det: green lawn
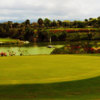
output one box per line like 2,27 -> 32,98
48,27 -> 99,30
0,55 -> 100,100
0,38 -> 18,42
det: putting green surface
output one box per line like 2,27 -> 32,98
0,55 -> 100,100
0,55 -> 100,84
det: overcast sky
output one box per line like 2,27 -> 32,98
0,0 -> 100,22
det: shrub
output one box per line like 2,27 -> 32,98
0,52 -> 7,56
51,41 -> 100,54
51,47 -> 66,54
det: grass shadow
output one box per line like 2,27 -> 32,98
0,76 -> 100,100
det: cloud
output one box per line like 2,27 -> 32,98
0,0 -> 99,22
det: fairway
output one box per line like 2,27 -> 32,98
0,55 -> 100,100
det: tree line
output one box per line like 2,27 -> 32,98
0,16 -> 100,42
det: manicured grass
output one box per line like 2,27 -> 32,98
0,55 -> 100,100
0,38 -> 18,42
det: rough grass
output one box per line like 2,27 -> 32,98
0,55 -> 100,100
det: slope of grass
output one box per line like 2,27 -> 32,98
0,55 -> 100,100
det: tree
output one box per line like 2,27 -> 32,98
62,21 -> 70,28
7,21 -> 13,28
88,18 -> 97,27
25,19 -> 30,26
58,31 -> 67,41
0,27 -> 6,37
97,17 -> 100,27
9,28 -> 18,38
89,18 -> 93,21
44,18 -> 51,28
85,19 -> 88,22
37,18 -> 44,27
18,28 -> 26,40
24,27 -> 34,41
51,20 -> 57,27
57,20 -> 62,27
72,21 -> 85,28
13,23 -> 20,28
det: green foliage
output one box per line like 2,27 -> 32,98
0,17 -> 100,42
24,19 -> 31,26
37,18 -> 44,27
44,18 -> 51,27
51,20 -> 57,27
51,41 -> 100,54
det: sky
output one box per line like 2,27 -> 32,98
0,0 -> 100,22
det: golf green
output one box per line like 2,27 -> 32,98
0,55 -> 100,100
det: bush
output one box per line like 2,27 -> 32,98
51,47 -> 66,54
0,52 -> 7,56
51,42 -> 100,54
